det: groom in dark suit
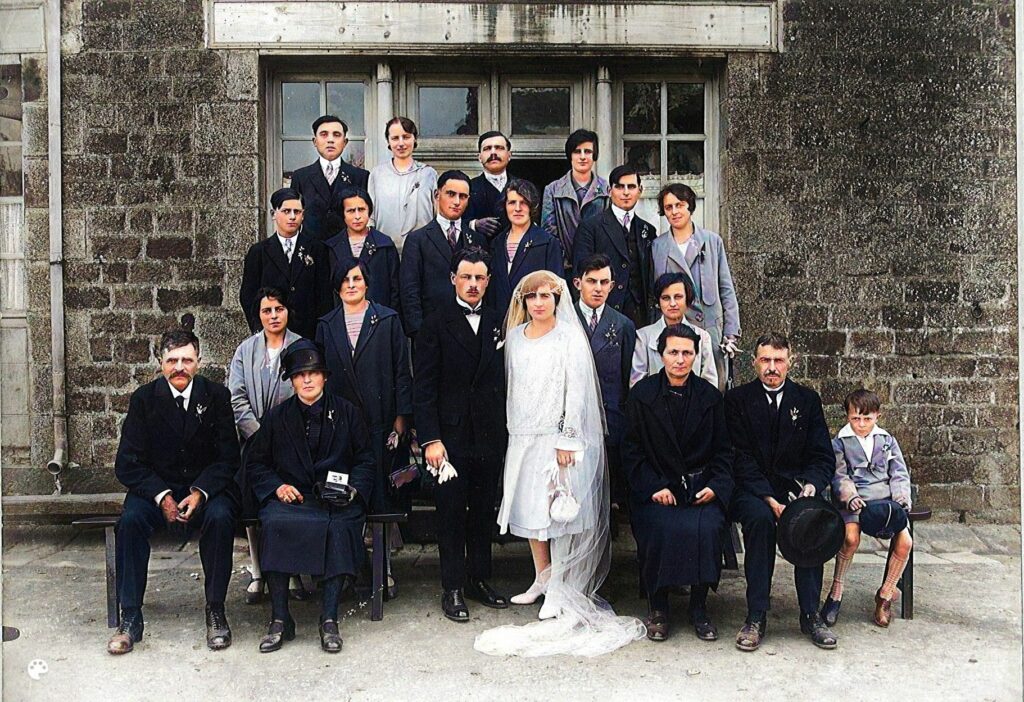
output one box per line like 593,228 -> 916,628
413,246 -> 509,621
573,253 -> 637,513
725,332 -> 837,651
572,165 -> 656,329
289,115 -> 370,241
109,323 -> 240,655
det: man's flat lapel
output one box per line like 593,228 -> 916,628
590,308 -> 615,354
747,384 -> 775,469
472,308 -> 499,386
446,307 -> 479,357
266,236 -> 291,277
181,376 -> 207,445
427,221 -> 454,261
601,210 -> 629,261
772,383 -> 799,468
308,165 -> 333,206
153,378 -> 184,437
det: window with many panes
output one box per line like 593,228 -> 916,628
619,79 -> 710,226
277,77 -> 370,184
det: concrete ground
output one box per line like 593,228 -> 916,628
1,524 -> 1022,702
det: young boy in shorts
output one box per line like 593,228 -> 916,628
821,389 -> 912,628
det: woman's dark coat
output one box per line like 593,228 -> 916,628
487,224 -> 564,318
324,228 -> 401,313
315,302 -> 412,511
622,371 -> 734,593
246,393 -> 375,578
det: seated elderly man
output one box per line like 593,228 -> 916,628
246,339 -> 375,654
109,320 -> 240,655
622,324 -> 733,642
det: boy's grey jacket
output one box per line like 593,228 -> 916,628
831,424 -> 912,508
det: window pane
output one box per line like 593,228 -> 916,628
623,141 -> 660,175
343,140 -> 365,169
418,86 -> 479,137
0,144 -> 20,198
0,65 -> 23,143
283,140 -> 317,182
282,82 -> 321,137
623,82 -> 660,135
668,141 -> 705,179
326,82 -> 365,135
511,87 -> 570,136
668,83 -> 704,134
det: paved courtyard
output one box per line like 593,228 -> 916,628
1,524 -> 1021,701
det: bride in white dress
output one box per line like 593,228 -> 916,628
473,270 -> 645,658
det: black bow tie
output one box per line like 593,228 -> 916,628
462,306 -> 482,316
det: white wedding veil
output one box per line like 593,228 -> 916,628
474,272 -> 646,657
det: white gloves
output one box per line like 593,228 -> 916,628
427,458 -> 459,484
720,336 -> 740,358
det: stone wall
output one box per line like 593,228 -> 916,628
9,0 -> 1019,522
722,0 -> 1019,522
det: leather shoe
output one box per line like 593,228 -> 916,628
205,606 -> 232,650
465,579 -> 509,609
107,610 -> 144,655
690,609 -> 718,641
874,589 -> 894,628
800,612 -> 838,649
644,610 -> 670,641
441,589 -> 470,622
735,615 -> 766,652
319,619 -> 343,653
244,577 -> 264,605
259,617 -> 296,653
820,595 -> 842,627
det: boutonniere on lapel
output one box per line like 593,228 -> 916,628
493,326 -> 504,349
338,171 -> 351,185
297,245 -> 314,267
604,324 -> 619,347
369,313 -> 379,326
640,225 -> 651,240
790,407 -> 800,425
194,403 -> 207,423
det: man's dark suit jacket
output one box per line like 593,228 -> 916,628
290,159 -> 370,241
412,301 -> 507,459
115,375 -> 240,503
239,231 -> 332,340
398,219 -> 487,338
725,378 -> 834,499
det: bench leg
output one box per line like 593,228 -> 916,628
370,522 -> 385,621
383,524 -> 393,603
901,521 -> 915,620
104,526 -> 119,628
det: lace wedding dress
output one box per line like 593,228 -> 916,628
473,275 -> 645,658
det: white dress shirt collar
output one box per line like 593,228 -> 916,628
455,296 -> 482,333
485,171 -> 508,191
319,155 -> 343,173
578,299 -> 606,324
610,204 -> 634,226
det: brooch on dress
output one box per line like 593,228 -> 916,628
327,409 -> 335,424
297,245 -> 314,267
522,239 -> 534,250
790,407 -> 800,424
369,313 -> 379,326
363,240 -> 377,258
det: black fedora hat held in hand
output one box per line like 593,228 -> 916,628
776,497 -> 845,568
280,339 -> 331,380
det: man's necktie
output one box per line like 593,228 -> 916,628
766,388 -> 782,422
589,310 -> 600,334
447,222 -> 458,249
622,212 -> 631,231
325,162 -> 336,186
175,395 -> 186,414
283,237 -> 293,262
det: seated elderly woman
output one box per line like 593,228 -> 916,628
246,339 -> 375,654
622,324 -> 734,642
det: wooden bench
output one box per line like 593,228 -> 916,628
72,511 -> 408,628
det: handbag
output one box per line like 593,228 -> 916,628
670,470 -> 705,506
313,471 -> 360,508
549,464 -> 580,523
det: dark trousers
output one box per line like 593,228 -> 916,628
116,489 -> 238,610
433,455 -> 501,591
728,490 -> 823,618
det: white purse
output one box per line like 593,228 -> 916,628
548,463 -> 580,523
